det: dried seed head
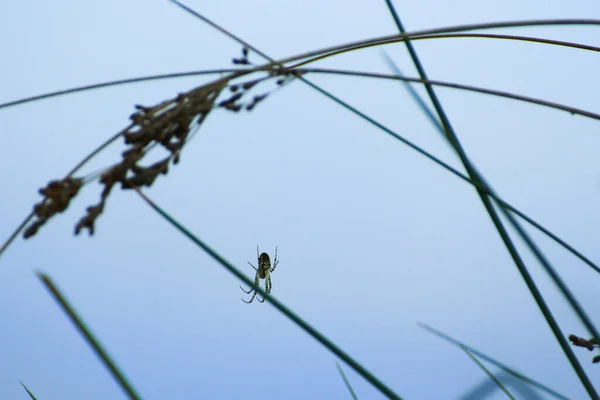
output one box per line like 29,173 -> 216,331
569,334 -> 597,351
232,58 -> 249,65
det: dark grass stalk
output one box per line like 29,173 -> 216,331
300,68 -> 600,121
460,346 -> 516,400
19,381 -> 38,400
270,19 -> 600,68
336,362 -> 359,400
380,32 -> 600,53
383,2 -> 599,398
36,272 -> 142,400
383,0 -> 600,351
380,51 -> 441,129
420,323 -> 570,400
292,32 -> 600,69
0,70 -> 236,111
131,186 -> 403,400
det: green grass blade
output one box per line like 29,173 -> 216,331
336,362 -> 359,400
460,346 -> 516,400
420,323 -> 570,400
36,272 -> 142,400
19,381 -> 38,400
379,51 -> 441,130
0,69 -> 234,111
383,2 -> 599,397
132,187 -> 402,400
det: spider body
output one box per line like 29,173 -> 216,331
240,246 -> 279,303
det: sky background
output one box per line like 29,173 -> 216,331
1,0 -> 600,399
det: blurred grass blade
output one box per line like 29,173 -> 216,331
460,346 -> 515,400
19,381 -> 38,400
379,51 -> 441,131
36,272 -> 142,400
420,323 -> 570,400
383,2 -> 599,398
132,187 -> 402,400
336,362 -> 359,400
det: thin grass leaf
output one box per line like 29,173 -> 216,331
131,186 -> 402,400
383,2 -> 599,397
0,70 -> 235,111
284,19 -> 600,69
19,381 -> 38,400
460,346 -> 515,400
36,272 -> 141,400
336,362 -> 359,400
300,68 -> 600,122
379,51 -> 441,130
420,323 -> 570,400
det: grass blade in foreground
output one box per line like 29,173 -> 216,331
337,362 -> 359,400
382,2 -> 599,397
420,323 -> 570,400
36,272 -> 142,400
460,346 -> 515,400
132,186 -> 402,400
19,381 -> 38,400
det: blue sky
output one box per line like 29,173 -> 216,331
1,0 -> 599,399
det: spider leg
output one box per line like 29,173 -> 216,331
257,292 -> 266,303
241,289 -> 258,303
256,245 -> 259,261
266,274 -> 272,293
270,247 -> 279,273
240,272 -> 260,295
247,261 -> 258,272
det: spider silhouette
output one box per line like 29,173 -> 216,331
240,246 -> 279,303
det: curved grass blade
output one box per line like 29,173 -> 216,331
131,186 -> 402,400
299,68 -> 600,121
0,69 -> 235,111
383,2 -> 599,397
420,323 -> 570,400
379,51 -> 441,130
19,381 -> 38,400
36,272 -> 141,400
460,346 -> 515,400
336,362 -> 359,400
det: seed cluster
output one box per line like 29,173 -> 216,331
569,334 -> 600,363
22,47 -> 304,239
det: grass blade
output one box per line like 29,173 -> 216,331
460,346 -> 515,400
383,2 -> 599,397
36,272 -> 141,400
420,323 -> 570,400
19,381 -> 38,400
336,362 -> 359,400
132,186 -> 402,400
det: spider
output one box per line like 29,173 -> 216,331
240,246 -> 279,303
